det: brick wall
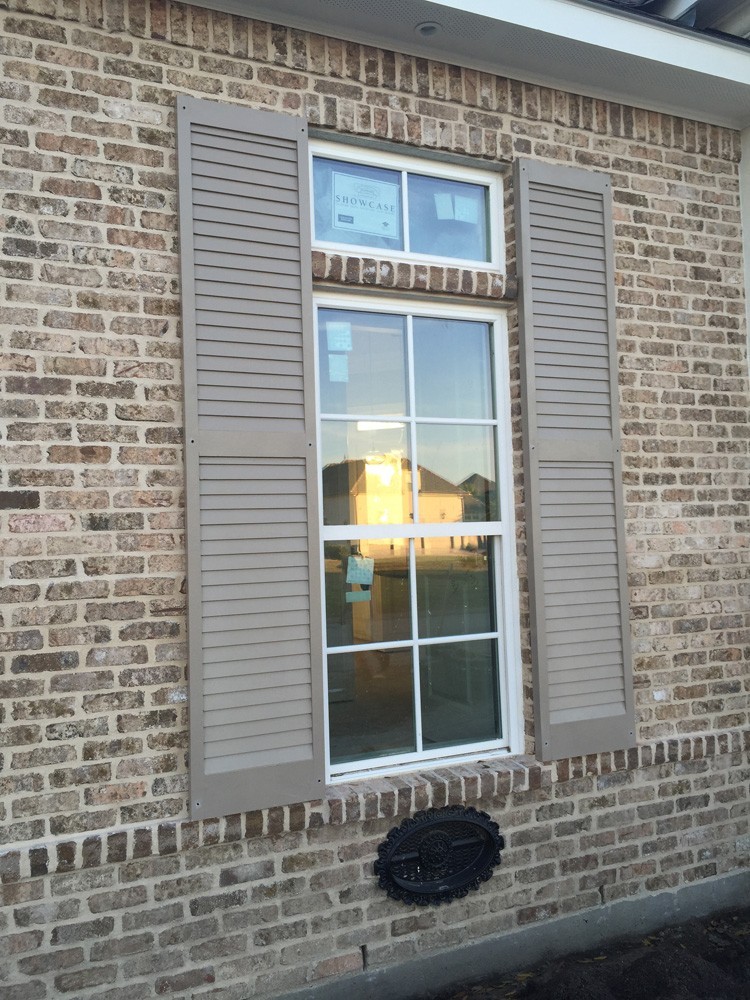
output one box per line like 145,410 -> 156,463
1,738 -> 748,998
1,0 -> 748,996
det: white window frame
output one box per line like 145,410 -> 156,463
310,140 -> 505,271
314,292 -> 523,782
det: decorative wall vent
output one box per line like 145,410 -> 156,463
374,806 -> 504,906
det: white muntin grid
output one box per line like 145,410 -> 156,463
313,292 -> 522,781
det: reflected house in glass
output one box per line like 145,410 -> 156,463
322,458 -> 487,532
459,474 -> 497,522
322,457 -> 498,759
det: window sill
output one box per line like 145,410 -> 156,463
2,730 -> 746,879
318,754 -> 547,828
312,249 -> 515,301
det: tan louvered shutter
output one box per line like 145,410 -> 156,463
177,97 -> 324,818
514,159 -> 635,761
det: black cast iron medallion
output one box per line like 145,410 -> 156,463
374,805 -> 504,906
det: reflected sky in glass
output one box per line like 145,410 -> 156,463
408,174 -> 489,262
413,317 -> 493,419
318,309 -> 407,417
416,424 -> 497,522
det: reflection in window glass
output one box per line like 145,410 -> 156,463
408,174 -> 489,262
413,318 -> 493,419
321,421 -> 411,526
316,296 -> 509,772
313,158 -> 403,251
416,425 -> 497,522
318,309 -> 407,417
415,537 -> 494,639
420,639 -> 500,749
324,539 -> 410,647
328,648 -> 415,764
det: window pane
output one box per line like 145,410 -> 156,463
324,539 -> 410,647
313,157 -> 403,251
322,421 -> 412,526
420,639 -> 501,749
328,648 -> 415,764
318,309 -> 407,417
408,174 -> 489,262
413,317 -> 493,419
416,425 -> 497,522
415,536 -> 494,639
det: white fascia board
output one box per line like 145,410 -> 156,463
434,0 -> 750,84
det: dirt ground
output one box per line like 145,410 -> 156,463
436,906 -> 750,1000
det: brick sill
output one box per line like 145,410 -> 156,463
0,730 -> 746,882
312,249 -> 514,299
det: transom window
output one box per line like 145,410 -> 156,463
311,142 -> 503,266
315,298 -> 517,778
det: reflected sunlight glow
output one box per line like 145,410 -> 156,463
356,421 -> 406,432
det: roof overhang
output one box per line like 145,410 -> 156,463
191,0 -> 750,129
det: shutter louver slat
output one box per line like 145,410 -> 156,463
531,226 -> 606,248
205,670 -> 311,696
203,645 -> 310,672
196,262 -> 302,285
515,158 -> 635,762
194,225 -> 301,250
179,97 -> 324,818
192,131 -> 294,151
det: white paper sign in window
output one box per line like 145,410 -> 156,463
332,171 -> 401,240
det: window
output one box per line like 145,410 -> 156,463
311,145 -> 516,779
178,99 -> 633,819
311,142 -> 503,267
315,298 -> 518,778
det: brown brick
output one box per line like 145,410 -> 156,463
0,984 -> 47,1000
55,965 -> 117,992
18,947 -> 85,975
89,886 -> 148,912
313,951 -> 363,979
48,445 -> 111,464
219,861 -> 275,886
50,764 -> 112,788
9,512 -> 73,532
90,932 -> 154,960
12,651 -> 79,673
155,968 -> 216,994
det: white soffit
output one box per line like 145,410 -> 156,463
194,0 -> 750,128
